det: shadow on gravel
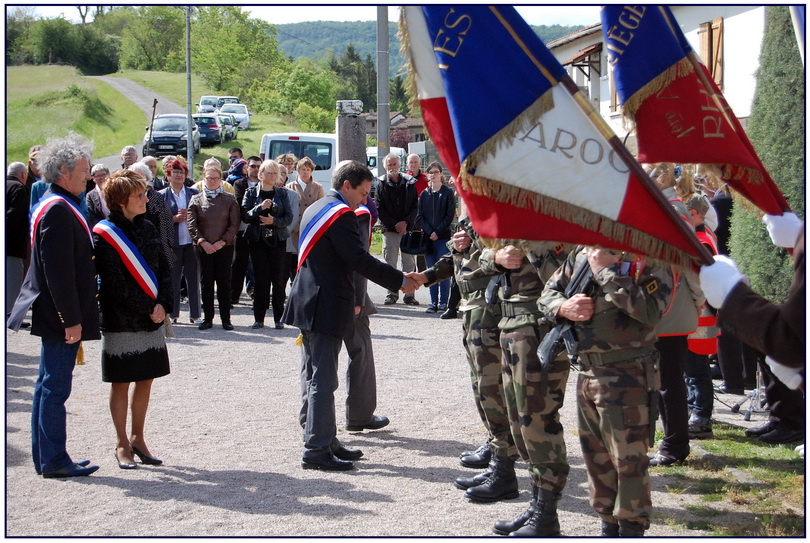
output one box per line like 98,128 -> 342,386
76,467 -> 393,516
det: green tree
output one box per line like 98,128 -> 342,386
30,17 -> 80,65
74,24 -> 119,75
191,6 -> 282,93
390,75 -> 409,115
728,6 -> 804,303
119,6 -> 185,71
269,58 -> 337,119
328,44 -> 376,111
6,6 -> 39,65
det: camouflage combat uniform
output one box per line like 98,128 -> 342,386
538,247 -> 673,531
479,241 -> 570,493
424,222 -> 515,460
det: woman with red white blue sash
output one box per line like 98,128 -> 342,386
93,170 -> 173,470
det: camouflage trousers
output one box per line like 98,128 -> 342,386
577,354 -> 655,528
500,324 -> 569,493
462,309 -> 516,459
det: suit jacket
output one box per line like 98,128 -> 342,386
718,227 -> 805,368
282,191 -> 403,337
159,185 -> 199,247
8,184 -> 101,340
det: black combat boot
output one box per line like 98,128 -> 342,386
508,489 -> 560,537
465,455 -> 519,503
460,440 -> 492,468
454,466 -> 493,490
492,485 -> 538,535
601,520 -> 620,537
618,519 -> 646,537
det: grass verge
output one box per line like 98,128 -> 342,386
6,65 -> 145,163
651,422 -> 804,536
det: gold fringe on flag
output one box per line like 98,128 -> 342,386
621,57 -> 694,122
459,171 -> 700,271
294,333 -> 303,347
75,342 -> 84,365
466,91 -> 555,168
398,9 -> 427,139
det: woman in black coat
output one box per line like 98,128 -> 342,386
242,159 -> 294,329
94,170 -> 173,470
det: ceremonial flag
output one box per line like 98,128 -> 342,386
790,6 -> 805,66
400,5 -> 710,268
602,5 -> 789,215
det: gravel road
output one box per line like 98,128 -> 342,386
5,275 -> 768,537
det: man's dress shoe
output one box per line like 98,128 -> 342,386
36,459 -> 90,476
745,420 -> 779,437
301,453 -> 354,471
346,415 -> 389,432
332,444 -> 364,461
759,426 -> 805,444
42,462 -> 99,478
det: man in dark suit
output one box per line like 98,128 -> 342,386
230,155 -> 261,305
159,160 -> 201,324
8,132 -> 101,478
283,160 -> 419,471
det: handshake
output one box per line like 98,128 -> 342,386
401,271 -> 429,294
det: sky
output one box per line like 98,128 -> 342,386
25,4 -> 602,27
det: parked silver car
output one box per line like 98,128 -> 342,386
219,103 -> 251,130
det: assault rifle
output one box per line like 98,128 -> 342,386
537,257 -> 598,392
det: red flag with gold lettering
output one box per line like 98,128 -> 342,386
602,5 -> 789,214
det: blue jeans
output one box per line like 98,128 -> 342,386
32,338 -> 79,474
425,237 -> 450,306
685,351 -> 713,421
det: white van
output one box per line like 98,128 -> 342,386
260,133 -> 336,190
366,146 -> 407,177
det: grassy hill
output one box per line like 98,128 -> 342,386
274,20 -> 582,76
6,66 -> 296,176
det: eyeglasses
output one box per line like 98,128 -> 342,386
427,170 -> 441,174
171,169 -> 185,174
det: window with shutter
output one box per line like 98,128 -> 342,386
699,17 -> 724,90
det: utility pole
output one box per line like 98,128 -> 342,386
376,7 -> 390,174
185,6 -> 194,175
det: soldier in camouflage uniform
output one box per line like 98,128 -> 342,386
538,246 -> 673,537
419,219 -> 519,504
477,240 -> 570,537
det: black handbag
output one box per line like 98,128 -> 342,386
400,230 -> 429,255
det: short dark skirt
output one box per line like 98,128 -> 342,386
101,328 -> 170,383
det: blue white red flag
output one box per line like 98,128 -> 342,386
297,197 -> 352,271
400,5 -> 708,268
601,5 -> 789,215
93,220 -> 158,299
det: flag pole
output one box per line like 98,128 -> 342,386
558,74 -> 715,266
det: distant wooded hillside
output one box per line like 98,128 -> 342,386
274,20 -> 583,75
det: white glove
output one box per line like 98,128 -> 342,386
698,255 -> 748,308
762,212 -> 802,248
765,356 -> 804,390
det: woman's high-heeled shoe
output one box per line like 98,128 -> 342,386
130,443 -> 163,465
116,449 -> 137,470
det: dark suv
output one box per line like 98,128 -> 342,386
193,114 -> 226,145
142,114 -> 201,157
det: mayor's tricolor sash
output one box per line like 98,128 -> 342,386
30,194 -> 93,248
93,220 -> 158,300
355,204 -> 373,246
297,198 -> 353,271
